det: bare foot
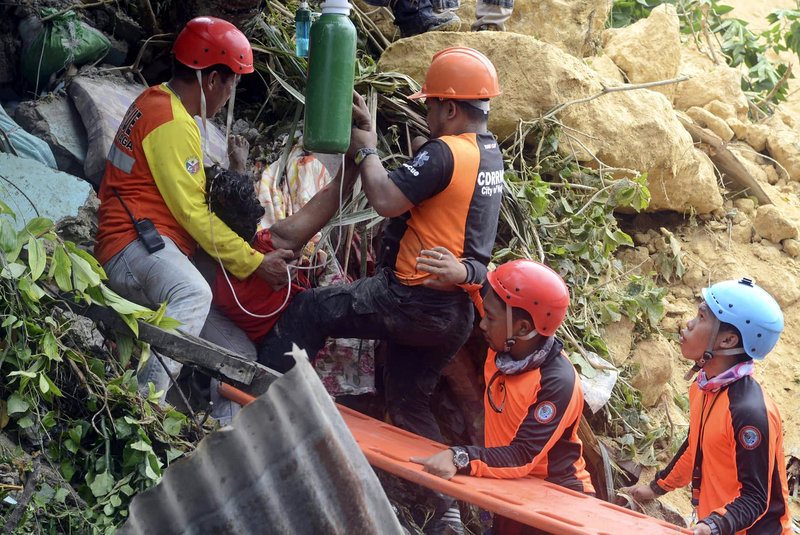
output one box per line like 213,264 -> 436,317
228,134 -> 250,172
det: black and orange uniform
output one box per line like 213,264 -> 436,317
650,376 -> 791,535
459,343 -> 595,492
258,131 -> 504,442
381,133 -> 503,287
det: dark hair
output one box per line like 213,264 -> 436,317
172,59 -> 236,83
489,288 -> 534,325
206,166 -> 262,241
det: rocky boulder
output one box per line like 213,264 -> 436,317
356,0 -> 610,57
602,4 -> 681,102
766,128 -> 800,180
674,45 -> 749,121
379,32 -> 723,214
629,337 -> 675,407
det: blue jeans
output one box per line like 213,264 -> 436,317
103,236 -> 212,403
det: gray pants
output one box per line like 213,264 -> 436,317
473,0 -> 514,31
199,306 -> 257,425
103,236 -> 212,403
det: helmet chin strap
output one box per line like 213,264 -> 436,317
197,70 -> 209,160
503,304 -> 538,353
684,316 -> 747,381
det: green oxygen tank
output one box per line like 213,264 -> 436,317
303,0 -> 357,153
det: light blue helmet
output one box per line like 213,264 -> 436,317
701,278 -> 783,360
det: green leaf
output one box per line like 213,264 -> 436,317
68,250 -> 101,287
1,263 -> 26,279
52,245 -> 73,292
163,416 -> 183,436
41,374 -> 62,397
24,217 -> 53,237
6,392 -> 30,415
128,439 -> 153,453
0,199 -> 13,216
42,331 -> 61,361
0,218 -> 17,253
42,411 -> 57,429
17,277 -> 45,303
54,487 -> 70,503
69,425 -> 83,445
89,471 -> 115,497
116,335 -> 133,368
99,284 -> 152,336
166,448 -> 184,463
39,372 -> 50,394
27,236 -> 46,280
66,242 -> 106,279
17,415 -> 34,428
569,351 -> 597,379
61,461 -> 76,481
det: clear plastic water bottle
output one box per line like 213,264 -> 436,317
295,2 -> 311,58
303,0 -> 356,153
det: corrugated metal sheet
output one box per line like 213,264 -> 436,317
0,153 -> 91,230
118,350 -> 404,535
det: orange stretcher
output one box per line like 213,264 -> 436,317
218,383 -> 691,534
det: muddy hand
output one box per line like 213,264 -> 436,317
227,134 -> 250,173
417,247 -> 466,290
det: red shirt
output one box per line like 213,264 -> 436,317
211,230 -> 308,343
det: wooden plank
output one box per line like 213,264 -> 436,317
678,116 -> 772,205
68,302 -> 278,393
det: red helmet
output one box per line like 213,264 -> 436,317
172,16 -> 254,74
487,260 -> 569,336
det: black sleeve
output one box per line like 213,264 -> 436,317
460,259 -> 487,286
387,139 -> 454,205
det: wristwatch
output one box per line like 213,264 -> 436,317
450,446 -> 470,470
354,147 -> 378,165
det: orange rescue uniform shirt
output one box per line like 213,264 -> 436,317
461,345 -> 595,494
651,377 -> 791,535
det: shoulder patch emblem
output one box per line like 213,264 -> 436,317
411,150 -> 429,168
534,401 -> 556,424
185,157 -> 200,174
739,426 -> 762,450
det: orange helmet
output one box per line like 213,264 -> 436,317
172,16 -> 254,74
409,47 -> 502,100
487,260 -> 569,337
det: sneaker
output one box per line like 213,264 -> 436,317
473,23 -> 500,31
401,12 -> 462,37
426,12 -> 461,33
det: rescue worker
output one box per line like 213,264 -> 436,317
257,47 -> 505,533
94,17 -> 291,403
622,278 -> 792,535
411,259 -> 595,535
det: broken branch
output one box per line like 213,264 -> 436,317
543,76 -> 690,121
